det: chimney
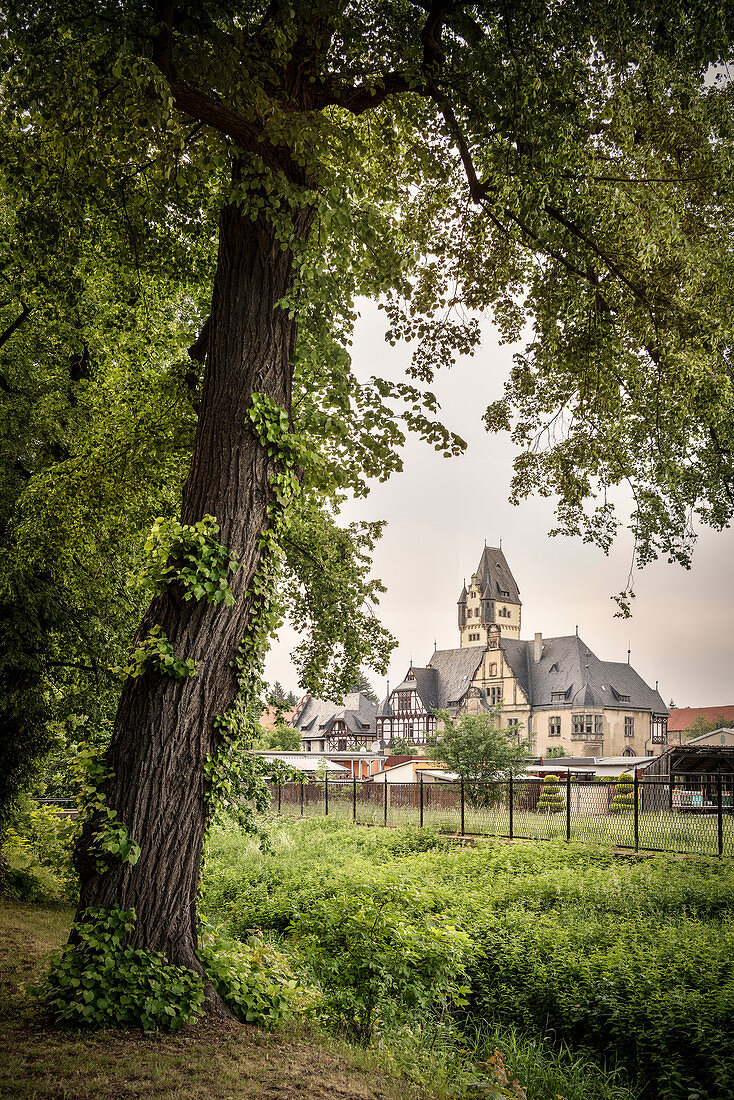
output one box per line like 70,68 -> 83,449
534,632 -> 542,663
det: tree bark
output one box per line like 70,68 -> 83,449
73,196 -> 314,982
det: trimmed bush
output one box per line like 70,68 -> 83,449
536,775 -> 565,814
609,773 -> 634,815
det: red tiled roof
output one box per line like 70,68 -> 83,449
667,706 -> 734,732
259,705 -> 296,729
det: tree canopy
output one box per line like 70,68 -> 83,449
1,0 -> 734,1017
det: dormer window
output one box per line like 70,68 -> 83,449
550,691 -> 567,702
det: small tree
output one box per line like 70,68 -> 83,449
429,709 -> 528,808
390,735 -> 419,756
252,724 -> 302,752
685,714 -> 731,740
545,747 -> 568,759
349,672 -> 379,705
609,773 -> 635,815
536,774 -> 565,814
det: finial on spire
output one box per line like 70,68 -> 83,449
434,638 -> 437,651
575,624 -> 578,636
627,642 -> 631,664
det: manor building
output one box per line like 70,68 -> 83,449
375,545 -> 669,758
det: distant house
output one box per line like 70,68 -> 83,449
367,759 -> 457,784
376,544 -> 668,759
293,692 -> 377,752
667,706 -> 734,742
259,704 -> 296,729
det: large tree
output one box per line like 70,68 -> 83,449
2,0 -> 734,1004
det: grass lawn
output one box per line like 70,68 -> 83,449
0,899 -> 423,1100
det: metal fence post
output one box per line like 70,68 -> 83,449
508,773 -> 514,839
383,774 -> 388,827
277,781 -> 282,815
300,779 -> 304,818
566,770 -> 571,843
325,771 -> 329,816
634,771 -> 639,852
419,772 -> 424,829
460,776 -> 465,837
669,771 -> 674,812
352,775 -> 357,822
717,772 -> 724,858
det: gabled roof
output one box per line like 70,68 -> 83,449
380,666 -> 439,714
293,692 -> 377,736
473,546 -> 521,603
427,646 -> 485,707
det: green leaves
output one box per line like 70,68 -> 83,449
41,906 -> 205,1031
126,626 -> 197,681
133,514 -> 239,607
197,922 -> 316,1028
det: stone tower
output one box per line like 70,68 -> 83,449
458,545 -> 522,647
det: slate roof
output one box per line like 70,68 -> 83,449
473,546 -> 521,604
294,692 -> 377,736
393,635 -> 668,716
502,634 -> 667,714
379,633 -> 666,721
427,646 -> 486,707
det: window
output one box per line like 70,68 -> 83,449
619,694 -> 630,703
625,716 -> 635,738
651,714 -> 668,744
396,692 -> 412,712
489,663 -> 497,676
338,739 -> 346,751
507,718 -> 520,728
573,714 -> 603,738
550,691 -> 567,702
548,716 -> 561,737
488,685 -> 502,706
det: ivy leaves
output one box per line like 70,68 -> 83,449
134,515 -> 239,607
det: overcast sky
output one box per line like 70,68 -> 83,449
265,301 -> 734,709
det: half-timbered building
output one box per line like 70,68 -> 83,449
293,691 -> 377,752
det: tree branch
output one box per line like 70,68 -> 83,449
0,301 -> 31,351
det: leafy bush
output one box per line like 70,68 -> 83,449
198,922 -> 316,1027
290,883 -> 470,1042
42,907 -> 204,1031
2,798 -> 77,902
201,818 -> 734,1097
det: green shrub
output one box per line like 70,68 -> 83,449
609,774 -> 635,815
41,907 -> 204,1031
2,798 -> 77,902
536,775 -> 565,814
198,923 -> 316,1027
291,883 -> 470,1043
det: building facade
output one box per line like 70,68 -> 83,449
376,545 -> 669,758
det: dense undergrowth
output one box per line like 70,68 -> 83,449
201,817 -> 734,1100
4,805 -> 733,1099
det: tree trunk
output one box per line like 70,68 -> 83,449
73,196 -> 313,979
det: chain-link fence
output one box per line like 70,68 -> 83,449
266,772 -> 734,857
